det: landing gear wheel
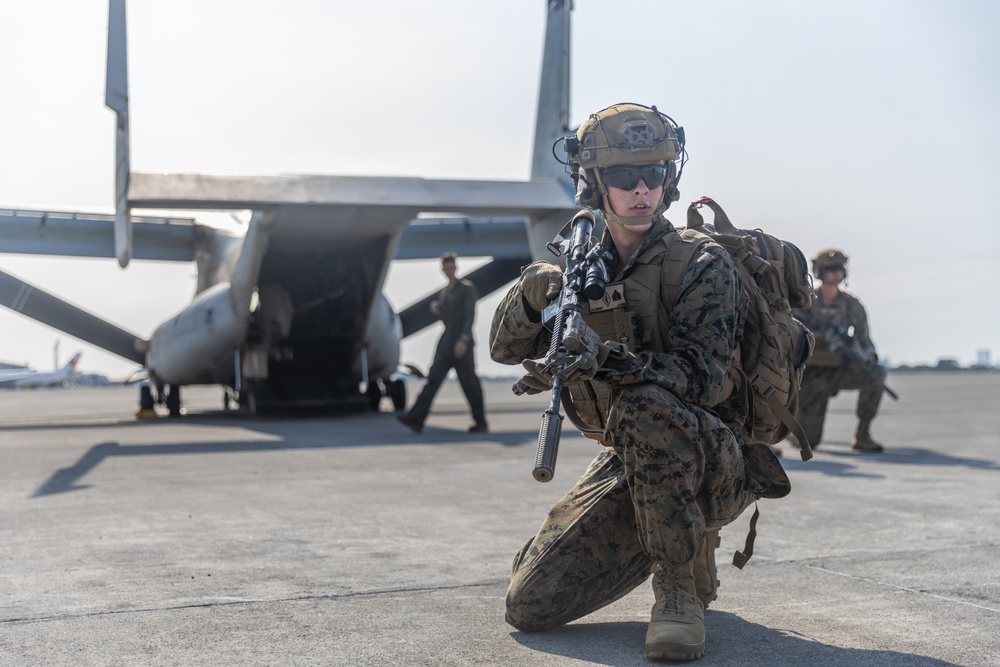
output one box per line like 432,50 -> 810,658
239,388 -> 258,415
366,380 -> 383,412
166,385 -> 182,417
389,379 -> 406,411
135,383 -> 157,418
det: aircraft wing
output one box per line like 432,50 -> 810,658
0,370 -> 32,387
0,209 -> 196,262
128,173 -> 574,242
0,207 -> 535,262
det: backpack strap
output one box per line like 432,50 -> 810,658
688,196 -> 737,235
658,227 -> 712,309
658,225 -> 743,414
732,502 -> 759,569
762,391 -> 813,461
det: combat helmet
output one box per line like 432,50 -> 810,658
812,248 -> 849,278
565,103 -> 686,218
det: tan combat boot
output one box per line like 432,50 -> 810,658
693,528 -> 721,609
851,419 -> 884,452
645,561 -> 705,661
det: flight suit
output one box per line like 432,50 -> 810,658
406,278 -> 486,427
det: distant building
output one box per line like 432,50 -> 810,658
976,349 -> 991,368
936,358 -> 961,370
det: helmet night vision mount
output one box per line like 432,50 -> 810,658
561,103 -> 687,213
812,248 -> 849,278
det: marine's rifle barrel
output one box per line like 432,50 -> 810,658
532,377 -> 564,482
530,210 -> 597,482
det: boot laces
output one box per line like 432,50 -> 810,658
653,567 -> 685,617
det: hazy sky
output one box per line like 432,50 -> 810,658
1,0 -> 998,380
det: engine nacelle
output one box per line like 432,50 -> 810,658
146,282 -> 246,386
356,293 -> 402,382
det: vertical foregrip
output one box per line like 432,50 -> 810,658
533,408 -> 563,482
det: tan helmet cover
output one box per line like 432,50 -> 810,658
812,248 -> 849,277
571,103 -> 684,216
576,104 -> 681,170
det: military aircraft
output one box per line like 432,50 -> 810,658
0,352 -> 83,389
0,0 -> 577,416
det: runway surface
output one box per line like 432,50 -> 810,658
2,372 -> 998,666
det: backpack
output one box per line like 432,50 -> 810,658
682,196 -> 816,461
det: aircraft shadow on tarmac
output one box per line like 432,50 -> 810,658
30,412 -> 541,498
511,612 -> 962,666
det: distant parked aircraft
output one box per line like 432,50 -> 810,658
0,352 -> 83,388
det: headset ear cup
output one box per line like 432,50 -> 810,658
575,168 -> 602,209
661,162 -> 679,208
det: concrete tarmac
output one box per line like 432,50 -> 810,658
1,372 -> 998,666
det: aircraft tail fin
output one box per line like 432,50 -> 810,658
65,353 -> 83,371
105,0 -> 132,268
523,0 -> 577,261
531,0 -> 572,182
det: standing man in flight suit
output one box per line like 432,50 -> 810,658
397,252 -> 488,433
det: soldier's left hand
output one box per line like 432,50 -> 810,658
513,360 -> 553,395
514,341 -> 628,395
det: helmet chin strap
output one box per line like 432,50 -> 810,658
604,206 -> 661,232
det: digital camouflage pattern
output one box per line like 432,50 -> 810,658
794,290 -> 875,368
491,220 -> 748,408
796,363 -> 886,448
490,218 -> 765,631
793,289 -> 883,446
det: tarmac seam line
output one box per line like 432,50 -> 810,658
799,562 -> 1000,614
0,579 -> 509,626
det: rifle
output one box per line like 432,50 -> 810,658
800,311 -> 899,401
514,209 -> 613,482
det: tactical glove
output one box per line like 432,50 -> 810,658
519,261 -> 563,314
514,340 -> 629,395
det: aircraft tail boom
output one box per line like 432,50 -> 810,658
105,0 -> 131,268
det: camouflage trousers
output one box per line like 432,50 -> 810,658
505,384 -> 757,632
797,363 -> 886,447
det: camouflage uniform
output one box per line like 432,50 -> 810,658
793,289 -> 885,447
490,218 -> 760,631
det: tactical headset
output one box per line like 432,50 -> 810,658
559,103 -> 687,211
811,248 -> 849,279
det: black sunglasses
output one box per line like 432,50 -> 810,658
600,164 -> 669,191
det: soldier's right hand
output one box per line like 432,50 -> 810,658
519,261 -> 563,313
